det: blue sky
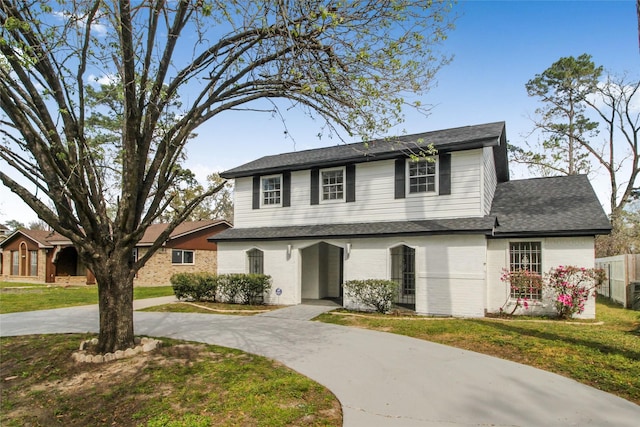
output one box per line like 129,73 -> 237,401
1,0 -> 638,225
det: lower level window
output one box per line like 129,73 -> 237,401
29,250 -> 38,276
390,245 -> 416,304
11,251 -> 19,275
509,241 -> 542,300
172,249 -> 194,264
247,248 -> 264,274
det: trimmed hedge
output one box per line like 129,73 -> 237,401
170,272 -> 218,302
170,272 -> 271,305
344,279 -> 398,313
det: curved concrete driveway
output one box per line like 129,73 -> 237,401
1,299 -> 638,426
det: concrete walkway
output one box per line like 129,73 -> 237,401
1,300 -> 638,426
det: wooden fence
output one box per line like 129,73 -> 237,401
595,254 -> 640,308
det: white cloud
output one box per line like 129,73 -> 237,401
51,10 -> 108,37
587,80 -> 640,113
188,163 -> 225,184
0,186 -> 39,226
87,73 -> 118,86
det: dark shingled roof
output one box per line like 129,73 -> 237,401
221,122 -> 508,181
490,175 -> 611,237
211,217 -> 497,242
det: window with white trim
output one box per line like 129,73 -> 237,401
390,245 -> 416,308
29,250 -> 38,276
247,249 -> 264,274
261,175 -> 281,206
509,241 -> 542,300
408,159 -> 436,193
321,169 -> 344,201
11,251 -> 19,275
172,249 -> 194,265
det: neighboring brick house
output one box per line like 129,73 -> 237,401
0,228 -> 95,284
211,121 -> 611,318
0,220 -> 230,286
133,220 -> 231,286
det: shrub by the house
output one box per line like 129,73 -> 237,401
545,266 -> 605,319
216,274 -> 240,303
344,279 -> 398,313
171,272 -> 271,305
217,273 -> 272,305
170,272 -> 217,301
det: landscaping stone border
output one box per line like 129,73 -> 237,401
72,337 -> 162,363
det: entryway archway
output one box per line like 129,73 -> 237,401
300,242 -> 343,301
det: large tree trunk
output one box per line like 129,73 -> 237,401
93,258 -> 135,354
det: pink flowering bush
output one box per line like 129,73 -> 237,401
500,268 -> 543,315
545,266 -> 605,319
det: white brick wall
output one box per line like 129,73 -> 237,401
220,234 -> 488,317
486,237 -> 596,318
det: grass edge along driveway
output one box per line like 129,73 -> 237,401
315,297 -> 640,406
0,282 -> 174,314
0,333 -> 342,426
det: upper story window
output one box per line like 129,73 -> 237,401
321,169 -> 344,201
408,159 -> 436,194
172,249 -> 194,265
262,175 -> 281,206
395,154 -> 450,199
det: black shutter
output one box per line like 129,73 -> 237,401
282,171 -> 291,207
346,164 -> 356,203
439,153 -> 451,195
394,158 -> 406,199
252,175 -> 260,209
310,168 -> 319,205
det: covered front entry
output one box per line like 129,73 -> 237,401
300,242 -> 343,301
53,246 -> 96,284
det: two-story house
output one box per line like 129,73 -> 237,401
211,122 -> 611,318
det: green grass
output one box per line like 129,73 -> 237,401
140,301 -> 285,315
316,297 -> 640,405
0,283 -> 174,314
0,334 -> 341,426
133,286 -> 175,300
0,281 -> 45,289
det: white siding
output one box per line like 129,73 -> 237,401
486,237 -> 596,318
482,146 -> 497,215
233,150 -> 485,228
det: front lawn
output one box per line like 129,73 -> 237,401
0,283 -> 174,314
316,297 -> 640,405
0,334 -> 341,426
141,301 -> 286,315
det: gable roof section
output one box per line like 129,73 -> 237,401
0,229 -> 66,248
137,219 -> 230,246
210,217 -> 497,241
0,220 -> 231,249
221,122 -> 508,182
490,175 -> 611,237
